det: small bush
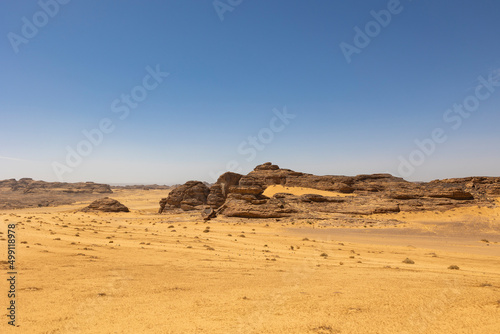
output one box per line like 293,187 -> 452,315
448,265 -> 460,270
402,258 -> 414,264
320,253 -> 328,258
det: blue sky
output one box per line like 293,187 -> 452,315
1,0 -> 500,184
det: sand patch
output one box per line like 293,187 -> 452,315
263,185 -> 355,198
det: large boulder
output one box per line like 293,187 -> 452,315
159,181 -> 210,212
81,197 -> 129,212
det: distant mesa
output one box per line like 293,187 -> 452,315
82,197 -> 130,213
158,162 -> 500,220
0,178 -> 113,209
0,178 -> 112,194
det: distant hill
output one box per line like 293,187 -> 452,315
0,178 -> 112,209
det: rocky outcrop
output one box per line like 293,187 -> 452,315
268,192 -> 400,216
206,172 -> 242,209
207,184 -> 225,208
158,162 -> 500,220
0,178 -> 112,194
220,193 -> 296,218
430,177 -> 500,197
159,181 -> 210,213
0,179 -> 113,209
81,197 -> 129,212
216,172 -> 243,197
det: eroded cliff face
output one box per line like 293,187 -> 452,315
158,162 -> 500,219
158,181 -> 210,213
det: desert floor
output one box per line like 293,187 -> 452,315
1,188 -> 499,334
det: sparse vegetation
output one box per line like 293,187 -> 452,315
5,183 -> 500,332
402,258 -> 415,264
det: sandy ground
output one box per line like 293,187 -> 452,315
262,185 -> 356,198
1,189 -> 499,334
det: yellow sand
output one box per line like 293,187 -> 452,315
263,185 -> 355,198
0,190 -> 499,334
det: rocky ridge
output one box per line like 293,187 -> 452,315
0,178 -> 112,194
0,178 -> 113,209
158,162 -> 500,219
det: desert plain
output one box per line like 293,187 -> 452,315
1,185 -> 499,334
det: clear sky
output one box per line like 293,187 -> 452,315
1,0 -> 500,185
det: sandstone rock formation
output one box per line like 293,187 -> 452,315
219,192 -> 296,218
82,197 -> 129,212
0,178 -> 112,194
0,178 -> 113,209
158,162 -> 500,220
158,181 -> 210,213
